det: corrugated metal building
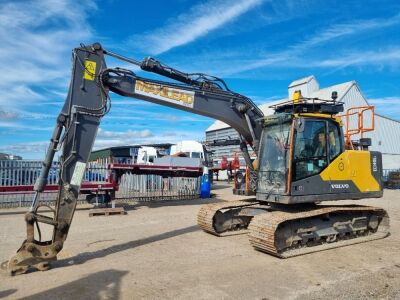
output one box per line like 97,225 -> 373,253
205,76 -> 400,169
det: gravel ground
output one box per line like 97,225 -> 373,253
0,184 -> 399,299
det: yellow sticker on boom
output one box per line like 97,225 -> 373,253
84,60 -> 96,80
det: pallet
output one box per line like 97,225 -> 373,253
89,207 -> 126,217
233,189 -> 256,196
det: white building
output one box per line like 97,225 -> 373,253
205,76 -> 400,170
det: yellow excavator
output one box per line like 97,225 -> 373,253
198,93 -> 389,257
5,43 -> 389,275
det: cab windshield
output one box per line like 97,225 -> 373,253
258,119 -> 291,194
259,121 -> 291,173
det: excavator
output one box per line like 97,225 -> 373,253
4,43 -> 389,275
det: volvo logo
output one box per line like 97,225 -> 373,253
331,183 -> 349,189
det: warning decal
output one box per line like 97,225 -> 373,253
84,60 -> 97,81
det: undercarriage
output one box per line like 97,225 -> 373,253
197,200 -> 390,257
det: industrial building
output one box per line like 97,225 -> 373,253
206,76 -> 400,170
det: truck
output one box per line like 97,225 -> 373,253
131,146 -> 159,165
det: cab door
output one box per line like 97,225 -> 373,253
292,118 -> 346,195
325,120 -> 347,193
292,119 -> 328,179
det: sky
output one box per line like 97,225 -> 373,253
0,0 -> 399,159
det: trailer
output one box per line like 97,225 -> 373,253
0,159 -> 203,208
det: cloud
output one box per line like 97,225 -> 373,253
0,86 -> 46,107
168,12 -> 400,76
234,14 -> 400,73
0,106 -> 57,127
128,0 -> 264,55
0,0 -> 95,108
0,122 -> 53,131
0,141 -> 49,155
105,107 -> 211,123
368,97 -> 400,118
316,48 -> 400,69
369,97 -> 400,105
246,95 -> 285,105
292,13 -> 400,52
97,128 -> 153,139
0,110 -> 19,120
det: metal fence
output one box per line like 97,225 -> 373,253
117,173 -> 201,201
0,160 -> 202,208
0,160 -> 109,186
0,160 -> 107,208
0,160 -> 55,186
0,192 -> 90,209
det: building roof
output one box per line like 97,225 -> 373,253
312,81 -> 354,102
205,120 -> 231,132
288,75 -> 315,88
205,79 -> 356,133
258,98 -> 288,116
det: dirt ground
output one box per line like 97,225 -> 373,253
1,184 -> 400,300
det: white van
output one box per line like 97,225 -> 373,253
130,146 -> 158,165
169,140 -> 204,159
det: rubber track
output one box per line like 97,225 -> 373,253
248,205 -> 390,258
197,200 -> 258,236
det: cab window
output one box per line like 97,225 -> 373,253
328,122 -> 341,161
293,120 -> 328,181
191,152 -> 201,158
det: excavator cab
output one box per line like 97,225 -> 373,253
256,99 -> 384,204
